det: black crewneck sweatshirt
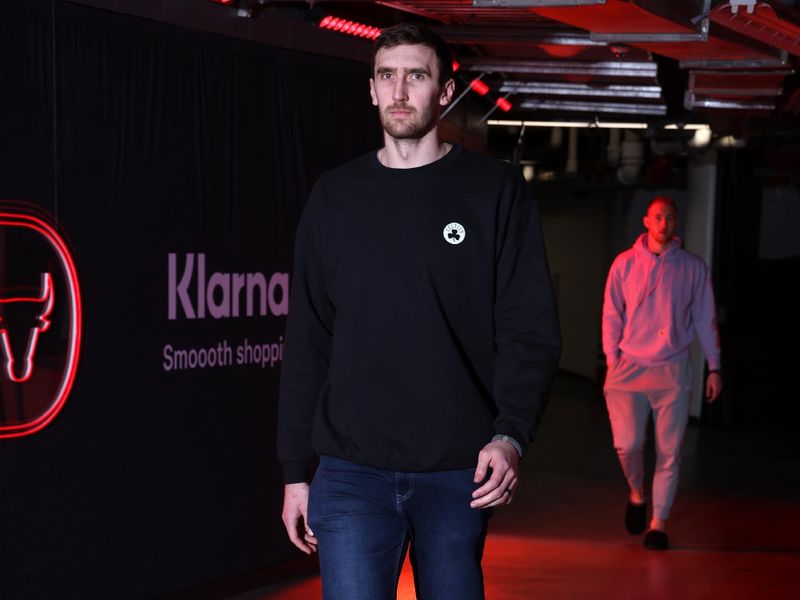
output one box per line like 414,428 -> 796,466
277,145 -> 561,483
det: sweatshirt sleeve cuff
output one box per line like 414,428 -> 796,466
281,460 -> 311,484
493,420 -> 530,456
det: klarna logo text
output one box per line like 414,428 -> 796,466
168,253 -> 289,320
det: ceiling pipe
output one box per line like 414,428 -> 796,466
566,127 -> 579,175
607,128 -> 621,167
617,130 -> 644,184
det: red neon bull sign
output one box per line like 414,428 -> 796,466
0,272 -> 55,382
0,208 -> 81,438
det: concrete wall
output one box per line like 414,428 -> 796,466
538,189 -> 610,379
684,150 -> 718,417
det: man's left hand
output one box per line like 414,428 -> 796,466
706,371 -> 723,402
471,439 -> 519,509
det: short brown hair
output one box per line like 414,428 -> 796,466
647,195 -> 678,214
373,23 -> 453,85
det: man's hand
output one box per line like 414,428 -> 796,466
471,439 -> 520,509
281,482 -> 318,554
706,371 -> 723,402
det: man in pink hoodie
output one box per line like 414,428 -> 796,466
602,196 -> 722,550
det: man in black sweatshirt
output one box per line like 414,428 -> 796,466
278,23 -> 561,600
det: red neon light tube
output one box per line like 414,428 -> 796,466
470,79 -> 490,96
496,97 -> 513,112
319,16 -> 382,40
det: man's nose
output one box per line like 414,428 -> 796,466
392,77 -> 408,102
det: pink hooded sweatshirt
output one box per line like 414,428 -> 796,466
602,234 -> 721,370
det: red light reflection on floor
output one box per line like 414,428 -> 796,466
259,528 -> 800,600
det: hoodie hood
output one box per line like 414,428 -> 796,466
631,233 -> 682,307
633,232 -> 681,258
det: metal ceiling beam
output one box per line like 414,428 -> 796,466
590,19 -> 708,43
684,92 -> 775,111
431,26 -> 608,46
519,98 -> 667,114
376,1 -> 443,21
679,54 -> 789,69
473,0 -> 605,6
457,58 -> 659,77
589,1 -> 712,43
499,81 -> 663,99
377,1 -> 557,21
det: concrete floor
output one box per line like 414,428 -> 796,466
229,373 -> 800,600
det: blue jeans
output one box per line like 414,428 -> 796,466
308,456 -> 490,600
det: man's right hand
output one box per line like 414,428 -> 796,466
281,482 -> 318,554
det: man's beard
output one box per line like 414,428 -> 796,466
380,103 -> 439,140
650,231 -> 673,246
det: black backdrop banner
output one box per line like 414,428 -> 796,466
0,0 -> 379,597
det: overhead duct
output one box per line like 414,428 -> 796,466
710,1 -> 800,58
688,70 -> 788,98
532,0 -> 782,62
373,0 -> 799,127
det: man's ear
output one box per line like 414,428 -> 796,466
369,78 -> 378,107
440,78 -> 455,106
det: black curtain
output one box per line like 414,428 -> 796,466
712,147 -> 799,428
0,1 -> 379,598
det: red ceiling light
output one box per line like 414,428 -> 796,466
207,0 -> 235,5
470,79 -> 490,96
319,16 -> 382,40
452,59 -> 461,73
496,97 -> 513,112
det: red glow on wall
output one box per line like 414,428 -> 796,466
470,79 -> 490,96
0,211 -> 82,439
452,59 -> 460,73
318,16 -> 382,40
496,97 -> 513,112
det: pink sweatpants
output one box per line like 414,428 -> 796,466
604,355 -> 692,520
